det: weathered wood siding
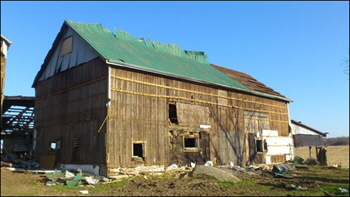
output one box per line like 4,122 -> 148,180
107,66 -> 290,169
34,58 -> 108,165
108,68 -> 168,168
34,57 -> 290,171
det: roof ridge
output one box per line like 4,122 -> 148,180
58,20 -> 253,93
113,29 -> 208,64
65,20 -> 209,64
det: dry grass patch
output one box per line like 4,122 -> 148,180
294,145 -> 349,168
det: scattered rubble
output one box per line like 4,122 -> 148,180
292,155 -> 321,166
292,156 -> 304,164
79,190 -> 89,194
272,163 -> 294,178
1,152 -> 39,169
304,157 -> 319,165
1,155 -> 338,191
41,169 -> 113,187
337,186 -> 349,194
290,183 -> 307,190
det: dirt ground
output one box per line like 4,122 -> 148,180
1,145 -> 349,196
1,164 -> 349,196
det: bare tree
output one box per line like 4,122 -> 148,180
343,49 -> 349,76
209,95 -> 266,167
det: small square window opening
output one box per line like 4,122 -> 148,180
184,138 -> 197,148
133,143 -> 144,158
60,36 -> 73,56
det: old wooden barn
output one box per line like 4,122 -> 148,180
32,20 -> 293,176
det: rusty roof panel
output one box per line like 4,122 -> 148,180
210,63 -> 287,99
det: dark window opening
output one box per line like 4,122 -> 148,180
184,138 -> 197,148
256,139 -> 263,152
73,138 -> 80,162
133,143 -> 144,158
169,103 -> 178,124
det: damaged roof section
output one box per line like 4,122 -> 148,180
33,20 -> 293,102
33,20 -> 251,92
1,96 -> 35,135
211,63 -> 289,100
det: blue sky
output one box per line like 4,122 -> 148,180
1,1 -> 349,138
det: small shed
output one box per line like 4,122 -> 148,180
291,120 -> 328,165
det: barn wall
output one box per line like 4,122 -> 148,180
34,58 -> 108,166
107,68 -> 168,168
107,66 -> 290,169
34,57 -> 290,171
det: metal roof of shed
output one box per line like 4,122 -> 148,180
293,134 -> 326,147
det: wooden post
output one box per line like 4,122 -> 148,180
309,146 -> 311,158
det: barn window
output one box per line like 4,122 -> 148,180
60,36 -> 72,56
183,134 -> 199,152
169,102 -> 178,124
50,139 -> 61,150
256,139 -> 267,153
50,142 -> 57,150
133,142 -> 145,158
185,138 -> 197,148
256,139 -> 263,152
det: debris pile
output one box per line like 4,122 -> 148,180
1,152 -> 39,169
290,183 -> 307,191
272,163 -> 294,179
43,169 -> 110,188
292,155 -> 321,166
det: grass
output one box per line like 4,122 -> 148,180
217,180 -> 235,186
237,178 -> 254,185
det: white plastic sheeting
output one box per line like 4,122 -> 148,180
262,129 -> 278,137
265,137 -> 293,155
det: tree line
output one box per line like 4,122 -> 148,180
324,136 -> 349,146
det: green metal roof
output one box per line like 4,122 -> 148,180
65,20 -> 251,91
